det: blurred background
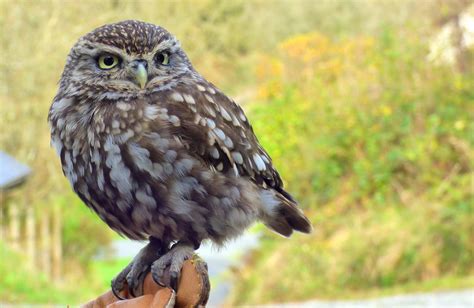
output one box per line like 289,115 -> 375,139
0,0 -> 473,305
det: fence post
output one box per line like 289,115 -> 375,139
40,212 -> 51,278
52,204 -> 62,281
25,206 -> 36,268
8,203 -> 20,251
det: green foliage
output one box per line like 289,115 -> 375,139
90,258 -> 131,292
250,29 -> 473,208
0,243 -> 101,303
0,241 -> 132,304
54,193 -> 113,267
230,13 -> 473,305
231,193 -> 473,304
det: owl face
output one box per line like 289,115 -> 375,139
60,20 -> 193,97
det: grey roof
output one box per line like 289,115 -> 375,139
0,151 -> 32,190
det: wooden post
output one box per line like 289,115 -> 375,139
25,206 -> 36,268
52,205 -> 62,281
8,203 -> 20,251
40,212 -> 51,278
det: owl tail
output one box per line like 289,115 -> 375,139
259,189 -> 313,237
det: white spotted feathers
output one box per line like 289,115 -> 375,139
154,80 -> 282,188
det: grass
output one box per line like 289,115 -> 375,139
0,243 -> 101,304
0,245 -> 131,304
89,258 -> 131,294
229,187 -> 473,304
228,275 -> 473,305
352,275 -> 474,300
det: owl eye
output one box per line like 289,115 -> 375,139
97,54 -> 120,70
155,51 -> 170,66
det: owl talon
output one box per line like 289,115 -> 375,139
126,263 -> 150,298
151,242 -> 195,291
170,271 -> 179,291
111,262 -> 132,300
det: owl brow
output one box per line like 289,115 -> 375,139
152,39 -> 180,54
79,42 -> 134,61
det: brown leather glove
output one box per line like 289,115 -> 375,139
83,256 -> 210,308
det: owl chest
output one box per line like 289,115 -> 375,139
57,143 -> 145,238
68,139 -> 158,208
56,100 -> 197,238
64,127 -> 175,208
57,101 -> 154,193
65,136 -> 197,241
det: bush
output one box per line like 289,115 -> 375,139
230,26 -> 473,304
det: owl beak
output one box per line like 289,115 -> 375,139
131,60 -> 148,89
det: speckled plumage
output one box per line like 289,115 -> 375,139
49,20 -> 311,295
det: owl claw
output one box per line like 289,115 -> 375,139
170,271 -> 179,291
126,263 -> 150,298
151,242 -> 195,291
111,262 -> 132,300
111,238 -> 166,298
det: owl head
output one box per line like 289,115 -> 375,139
59,20 -> 193,98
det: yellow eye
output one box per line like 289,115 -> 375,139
98,54 -> 120,70
155,52 -> 170,66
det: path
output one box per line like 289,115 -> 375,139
263,289 -> 473,308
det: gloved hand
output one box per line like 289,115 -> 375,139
83,256 -> 210,308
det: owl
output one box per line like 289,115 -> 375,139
48,20 -> 311,298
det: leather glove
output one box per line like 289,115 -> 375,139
83,256 -> 210,308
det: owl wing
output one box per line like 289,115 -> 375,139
150,79 -> 292,199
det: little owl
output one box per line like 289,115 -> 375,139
48,20 -> 311,298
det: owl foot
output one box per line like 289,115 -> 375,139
111,237 -> 167,299
151,241 -> 195,291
